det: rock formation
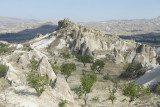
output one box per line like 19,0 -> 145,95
29,19 -> 157,67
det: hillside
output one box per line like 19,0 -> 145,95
0,19 -> 160,107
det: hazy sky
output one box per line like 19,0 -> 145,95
0,0 -> 160,22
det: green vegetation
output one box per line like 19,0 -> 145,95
91,59 -> 105,74
58,100 -> 67,107
27,58 -> 48,96
71,51 -> 78,57
0,43 -> 9,54
103,73 -> 111,81
75,86 -> 83,99
156,85 -> 160,95
77,55 -> 93,67
111,78 -> 120,90
61,63 -> 76,81
80,73 -> 97,105
91,96 -> 99,102
123,82 -> 150,103
108,87 -> 117,104
120,63 -> 142,79
0,64 -> 7,78
51,63 -> 60,75
27,70 -> 48,96
60,53 -> 70,61
29,57 -> 38,70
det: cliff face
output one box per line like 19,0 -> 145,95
32,19 -> 157,67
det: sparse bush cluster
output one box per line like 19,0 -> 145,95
0,64 -> 7,78
0,43 -> 9,54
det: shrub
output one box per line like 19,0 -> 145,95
51,63 -> 60,75
58,100 -> 67,107
103,73 -> 111,80
92,96 -> 99,102
156,85 -> 160,95
111,78 -> 120,89
60,53 -> 70,61
29,57 -> 38,70
91,59 -> 105,74
120,63 -> 143,79
0,43 -> 9,54
71,51 -> 78,57
61,63 -> 76,81
27,70 -> 48,96
0,64 -> 7,78
123,82 -> 150,103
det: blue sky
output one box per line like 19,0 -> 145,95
0,0 -> 160,22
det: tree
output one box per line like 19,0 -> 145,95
80,73 -> 97,106
77,55 -> 93,67
27,70 -> 48,96
0,64 -> 7,78
108,87 -> 117,104
91,59 -> 105,74
123,82 -> 150,104
60,63 -> 76,82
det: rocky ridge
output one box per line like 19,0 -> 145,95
30,19 -> 158,68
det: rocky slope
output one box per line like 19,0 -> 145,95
29,19 -> 158,68
0,18 -> 159,107
0,43 -> 77,107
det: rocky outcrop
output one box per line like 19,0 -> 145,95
106,48 -> 124,64
0,48 -> 76,106
41,19 -> 157,67
37,56 -> 56,83
17,48 -> 47,68
126,44 -> 157,67
0,82 -> 76,107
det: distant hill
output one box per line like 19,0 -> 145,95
80,16 -> 160,35
0,16 -> 160,43
0,16 -> 58,43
